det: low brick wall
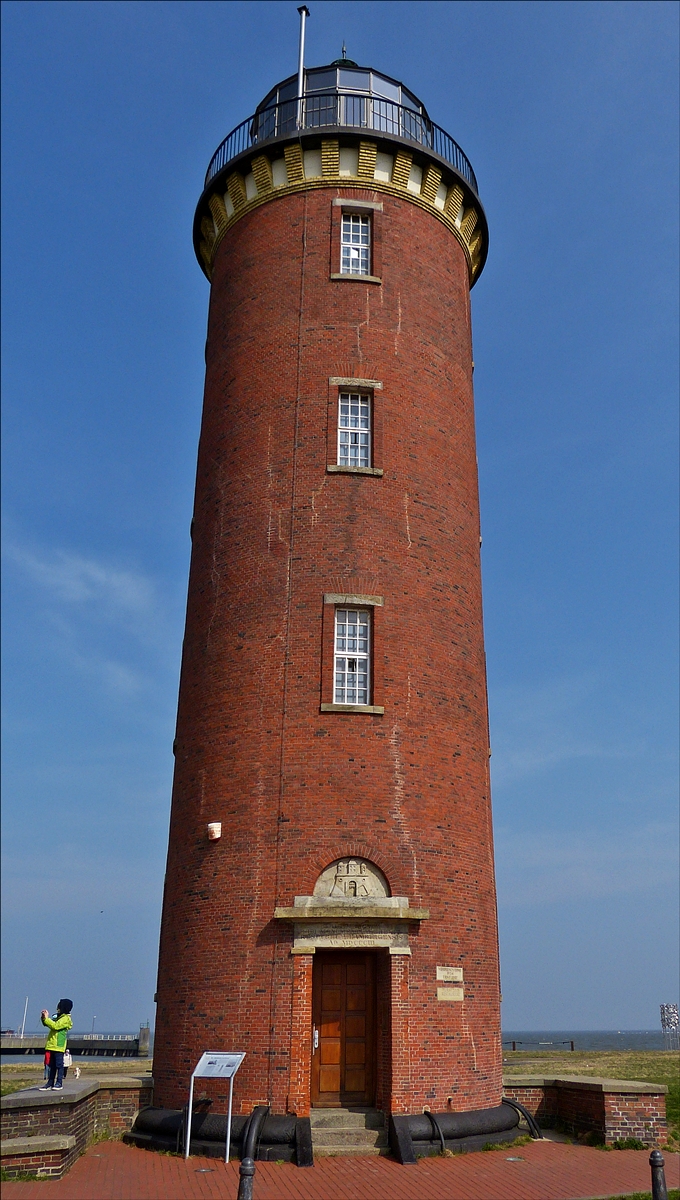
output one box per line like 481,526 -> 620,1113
604,1089 -> 668,1145
503,1075 -> 667,1146
95,1079 -> 154,1136
1,1135 -> 76,1180
0,1076 -> 153,1179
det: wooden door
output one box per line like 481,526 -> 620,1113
311,951 -> 376,1107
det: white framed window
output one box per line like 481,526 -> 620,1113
341,213 -> 371,275
334,609 -> 370,705
338,392 -> 371,468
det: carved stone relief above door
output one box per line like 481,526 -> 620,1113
274,856 -> 429,955
313,858 -> 390,900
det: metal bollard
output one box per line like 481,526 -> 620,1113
235,1105 -> 269,1200
650,1149 -> 668,1200
236,1156 -> 255,1200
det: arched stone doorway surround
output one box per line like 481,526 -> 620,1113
275,857 -> 428,1114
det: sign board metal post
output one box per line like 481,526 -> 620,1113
185,1052 -> 245,1163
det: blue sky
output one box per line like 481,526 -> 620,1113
2,0 -> 677,1034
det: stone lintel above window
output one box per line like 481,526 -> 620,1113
329,377 -> 383,389
332,198 -> 384,212
323,593 -> 383,607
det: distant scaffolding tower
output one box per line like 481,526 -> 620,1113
660,1003 -> 679,1050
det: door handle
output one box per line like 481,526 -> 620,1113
313,1027 -> 319,1051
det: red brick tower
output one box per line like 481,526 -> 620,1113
154,61 -> 499,1123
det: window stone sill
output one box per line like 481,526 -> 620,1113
326,464 -> 384,477
330,273 -> 382,285
320,703 -> 384,714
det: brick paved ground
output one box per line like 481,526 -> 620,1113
2,1140 -> 679,1200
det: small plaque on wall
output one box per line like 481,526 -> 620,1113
436,966 -> 463,982
437,986 -> 464,1002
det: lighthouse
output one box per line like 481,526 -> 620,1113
153,46 -> 501,1136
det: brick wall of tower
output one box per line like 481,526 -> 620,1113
154,183 -> 502,1115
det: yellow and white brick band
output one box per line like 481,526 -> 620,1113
197,137 -> 485,283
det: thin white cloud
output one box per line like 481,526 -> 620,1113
66,646 -> 148,696
5,545 -> 154,615
490,673 -> 644,786
495,822 -> 679,907
2,539 -> 177,693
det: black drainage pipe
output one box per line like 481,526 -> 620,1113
427,1110 -> 446,1154
502,1097 -> 542,1140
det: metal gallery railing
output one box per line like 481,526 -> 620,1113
205,93 -> 478,195
80,1033 -> 136,1041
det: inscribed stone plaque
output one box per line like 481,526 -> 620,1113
436,966 -> 464,982
293,919 -> 409,953
437,986 -> 464,1002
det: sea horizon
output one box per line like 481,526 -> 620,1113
2,1027 -> 671,1061
502,1029 -> 668,1051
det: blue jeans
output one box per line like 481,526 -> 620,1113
47,1051 -> 64,1087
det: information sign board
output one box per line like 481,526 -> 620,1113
192,1051 -> 245,1079
185,1050 -> 245,1162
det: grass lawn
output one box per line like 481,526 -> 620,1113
1,1080 -> 32,1096
606,1193 -> 679,1200
1,1058 -> 153,1097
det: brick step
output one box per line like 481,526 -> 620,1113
310,1108 -> 385,1131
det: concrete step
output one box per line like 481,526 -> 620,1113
312,1128 -> 388,1148
310,1108 -> 385,1131
311,1109 -> 389,1157
314,1143 -> 390,1156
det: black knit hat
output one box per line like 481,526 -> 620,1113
57,999 -> 73,1014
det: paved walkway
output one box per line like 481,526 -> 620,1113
2,1139 -> 679,1199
